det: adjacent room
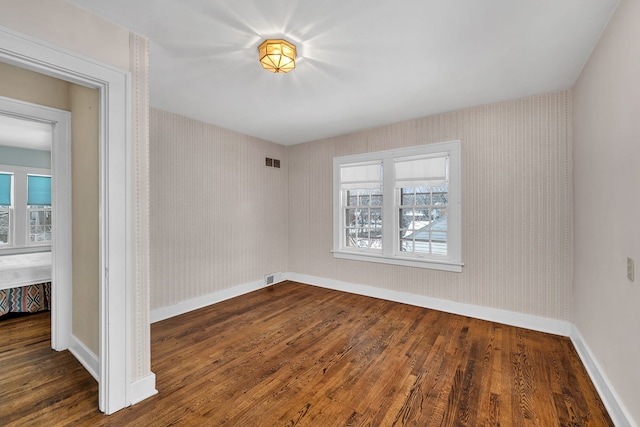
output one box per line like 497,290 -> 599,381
0,0 -> 638,426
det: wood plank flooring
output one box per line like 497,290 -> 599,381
0,281 -> 613,426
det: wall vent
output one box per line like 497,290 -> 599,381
265,157 -> 281,169
264,272 -> 282,286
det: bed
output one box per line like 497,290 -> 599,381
0,252 -> 51,316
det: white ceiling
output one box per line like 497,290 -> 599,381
0,114 -> 52,151
69,0 -> 618,145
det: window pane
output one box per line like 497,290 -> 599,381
0,209 -> 8,244
345,209 -> 357,226
342,187 -> 383,252
397,185 -> 448,256
369,207 -> 382,224
399,208 -> 414,230
401,193 -> 415,206
400,239 -> 414,252
415,190 -> 431,205
369,238 -> 382,249
432,191 -> 448,205
28,206 -> 52,244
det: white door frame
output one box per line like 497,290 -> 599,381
0,97 -> 72,351
0,27 -> 131,414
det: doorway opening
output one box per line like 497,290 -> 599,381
0,26 -> 132,414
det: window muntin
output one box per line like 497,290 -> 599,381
333,141 -> 462,272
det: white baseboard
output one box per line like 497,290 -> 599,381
68,334 -> 99,382
150,278 -> 280,323
130,373 -> 158,405
570,326 -> 636,427
149,272 -> 634,426
286,273 -> 573,336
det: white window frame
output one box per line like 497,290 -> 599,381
333,140 -> 463,272
0,165 -> 52,254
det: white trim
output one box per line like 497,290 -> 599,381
150,277 -> 283,323
150,271 -> 571,334
286,272 -> 572,336
69,334 -> 100,382
0,97 -> 72,352
570,326 -> 637,427
149,273 -> 634,425
130,373 -> 158,405
332,141 -> 462,273
0,26 -> 133,414
332,250 -> 463,272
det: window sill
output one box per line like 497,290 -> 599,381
0,245 -> 51,256
332,250 -> 463,272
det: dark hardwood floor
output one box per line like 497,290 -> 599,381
0,281 -> 613,426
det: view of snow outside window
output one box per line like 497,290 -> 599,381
344,188 -> 383,249
399,186 -> 447,255
0,208 -> 8,245
28,206 -> 52,243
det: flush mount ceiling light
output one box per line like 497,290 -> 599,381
258,39 -> 296,73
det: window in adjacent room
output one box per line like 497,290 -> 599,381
27,174 -> 52,244
333,141 -> 462,272
0,172 -> 12,246
0,166 -> 52,252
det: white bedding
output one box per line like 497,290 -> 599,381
0,252 -> 52,291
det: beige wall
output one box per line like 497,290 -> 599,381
288,91 -> 573,320
0,62 -> 70,110
149,109 -> 289,309
573,0 -> 640,423
0,62 -> 100,355
69,84 -> 100,354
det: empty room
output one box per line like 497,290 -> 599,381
0,0 -> 638,426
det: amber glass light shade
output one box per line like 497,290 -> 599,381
258,39 -> 296,73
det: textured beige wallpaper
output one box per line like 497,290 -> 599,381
288,91 -> 572,321
151,92 -> 571,320
149,109 -> 289,309
573,0 -> 640,422
130,33 -> 151,383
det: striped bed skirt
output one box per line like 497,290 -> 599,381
0,282 -> 51,316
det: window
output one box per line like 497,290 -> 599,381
333,141 -> 462,272
0,172 -> 12,246
340,161 -> 383,250
0,166 -> 52,253
27,175 -> 52,244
